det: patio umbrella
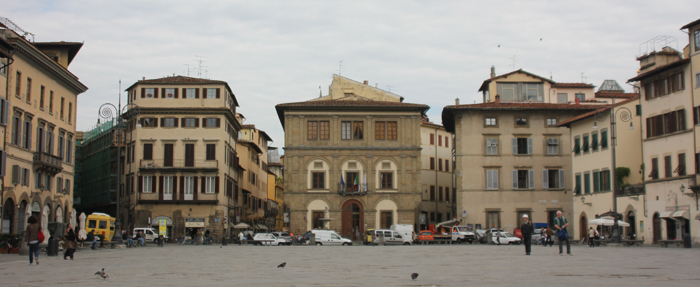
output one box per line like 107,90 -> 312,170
233,223 -> 251,229
25,205 -> 31,231
588,218 -> 630,227
70,209 -> 77,232
41,206 -> 50,244
78,212 -> 87,240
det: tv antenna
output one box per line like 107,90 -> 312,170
509,55 -> 518,71
581,72 -> 587,83
338,61 -> 343,76
386,85 -> 394,92
194,55 -> 208,78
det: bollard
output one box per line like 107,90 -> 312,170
222,236 -> 228,246
309,233 -> 316,245
47,236 -> 59,256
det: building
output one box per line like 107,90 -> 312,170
267,146 -> 286,231
418,118 -> 455,230
0,19 -> 88,235
236,123 -> 274,231
557,94 -> 644,242
121,75 -> 240,240
443,68 -> 601,232
625,18 -> 700,245
0,24 -> 14,234
276,75 -> 428,239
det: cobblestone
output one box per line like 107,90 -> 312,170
0,243 -> 698,286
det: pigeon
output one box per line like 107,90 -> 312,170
277,262 -> 286,268
411,273 -> 419,280
540,38 -> 543,41
498,44 -> 500,47
94,268 -> 109,280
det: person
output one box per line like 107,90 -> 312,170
24,215 -> 40,265
121,230 -> 132,248
554,211 -> 572,255
87,230 -> 98,250
136,231 -> 146,246
588,227 -> 596,247
545,226 -> 553,246
63,223 -> 77,260
238,232 -> 244,245
521,215 -> 533,255
539,227 -> 546,246
205,229 -> 211,245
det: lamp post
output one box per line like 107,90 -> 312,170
97,87 -> 140,244
592,100 -> 634,244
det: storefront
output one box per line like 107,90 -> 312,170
185,218 -> 205,240
151,216 -> 173,239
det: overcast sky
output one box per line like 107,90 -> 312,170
4,1 -> 698,152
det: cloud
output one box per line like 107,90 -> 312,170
4,0 -> 697,150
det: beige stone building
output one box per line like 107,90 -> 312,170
0,22 -> 88,237
418,119 -> 455,230
443,68 -> 603,232
557,95 -> 645,241
121,75 -> 240,240
236,123 -> 274,230
276,75 -> 428,239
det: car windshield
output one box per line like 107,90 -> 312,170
280,233 -> 290,237
503,232 -> 514,237
456,227 -> 468,232
421,232 -> 431,235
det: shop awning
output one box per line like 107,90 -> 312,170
255,224 -> 268,230
672,210 -> 689,219
659,212 -> 673,219
232,223 -> 251,229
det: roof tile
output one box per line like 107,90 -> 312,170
551,83 -> 595,88
444,102 -> 601,111
556,95 -> 639,126
276,98 -> 429,108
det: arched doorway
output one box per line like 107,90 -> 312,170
341,200 -> 363,240
2,198 -> 15,233
652,213 -> 661,243
579,214 -> 588,242
626,211 -> 636,238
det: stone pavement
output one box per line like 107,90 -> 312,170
0,243 -> 698,286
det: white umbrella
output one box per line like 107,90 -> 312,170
233,223 -> 251,229
41,206 -> 50,244
55,207 -> 63,223
25,205 -> 31,231
70,209 -> 77,232
78,212 -> 87,240
588,218 -> 630,227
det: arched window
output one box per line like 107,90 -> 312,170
341,160 -> 365,193
307,160 -> 329,191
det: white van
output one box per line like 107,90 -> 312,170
133,227 -> 164,243
390,224 -> 414,241
372,229 -> 412,245
310,230 -> 352,246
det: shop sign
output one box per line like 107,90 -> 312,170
185,218 -> 205,227
159,219 -> 167,236
284,212 -> 289,223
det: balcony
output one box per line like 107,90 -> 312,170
615,184 -> 645,197
140,159 -> 218,171
337,183 -> 368,196
33,152 -> 63,175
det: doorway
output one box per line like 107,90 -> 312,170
579,214 -> 588,242
486,211 -> 500,229
627,211 -> 636,238
341,200 -> 363,240
2,198 -> 15,233
652,213 -> 661,243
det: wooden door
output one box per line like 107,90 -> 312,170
185,144 -> 194,167
341,200 -> 363,239
653,213 -> 661,243
579,215 -> 587,242
164,144 -> 173,167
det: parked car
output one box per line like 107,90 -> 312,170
271,232 -> 292,241
390,224 -> 414,240
372,229 -> 412,245
491,231 -> 522,245
251,233 -> 291,246
309,230 -> 352,246
132,227 -> 166,243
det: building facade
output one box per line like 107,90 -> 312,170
418,119 -> 455,231
0,22 -> 88,237
236,123 -> 274,231
121,76 -> 240,240
276,75 -> 428,239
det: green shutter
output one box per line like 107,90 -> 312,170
601,131 -> 608,148
575,175 -> 581,195
584,173 -> 590,194
606,171 -> 612,191
593,172 -> 599,193
592,133 -> 599,151
582,136 -> 589,152
574,138 -> 581,155
636,104 -> 642,116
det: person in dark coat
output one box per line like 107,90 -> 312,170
520,214 -> 534,255
24,215 -> 40,265
63,223 -> 77,260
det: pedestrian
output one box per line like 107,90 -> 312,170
554,211 -> 572,256
24,215 -> 40,265
136,231 -> 146,246
588,227 -> 596,247
205,229 -> 210,245
87,230 -> 98,250
521,214 -> 533,255
238,231 -> 244,245
63,223 -> 76,260
545,226 -> 553,246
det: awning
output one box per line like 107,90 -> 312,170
232,223 -> 251,229
151,216 -> 173,226
255,224 -> 268,230
659,212 -> 673,219
672,210 -> 689,219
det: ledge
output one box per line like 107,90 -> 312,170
643,129 -> 693,142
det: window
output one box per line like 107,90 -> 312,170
12,114 -> 21,146
206,88 -> 216,99
163,118 -> 176,127
676,153 -> 686,176
486,170 -> 498,189
600,131 -> 608,149
438,187 -> 443,201
582,135 -> 589,153
60,97 -> 65,119
206,144 -> 216,160
647,109 -> 686,138
143,143 -> 153,160
307,121 -> 318,140
557,93 -> 568,103
546,138 -> 559,154
380,211 -> 392,229
0,99 -> 7,126
429,133 -> 435,145
696,73 -> 700,88
205,177 -> 216,193
23,118 -> 32,149
575,93 -> 585,102
445,160 -> 449,172
543,169 -> 565,189
575,174 -> 581,195
26,77 -> 31,103
438,135 -> 442,146
183,118 -> 197,127
437,159 -> 443,171
430,157 -> 435,170
584,173 -> 590,194
497,83 -> 543,101
512,169 -> 534,189
516,118 -> 528,126
66,135 -> 73,163
664,155 -> 672,178
49,91 -> 54,113
644,72 -> 685,100
599,170 -> 611,191
591,133 -> 599,151
430,186 -> 435,201
186,88 -> 196,99
512,138 -> 532,155
141,118 -> 157,127
345,172 -> 359,192
143,176 -> 153,193
39,86 -> 45,109
204,118 -> 219,128
58,133 -> 64,159
165,88 -> 176,98
380,172 -> 393,189
695,29 -> 700,51
15,71 -> 21,97
485,117 -> 497,126
312,211 -> 324,229
184,176 -> 194,200
145,88 -> 155,98
312,172 -> 324,189
341,121 -> 352,140
352,122 -> 363,139
309,121 -> 330,140
546,118 -> 557,126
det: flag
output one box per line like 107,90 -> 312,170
362,172 -> 367,192
353,173 -> 359,191
340,173 -> 345,192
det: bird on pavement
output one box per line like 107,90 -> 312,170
278,262 -> 286,268
411,273 -> 419,280
94,268 -> 109,280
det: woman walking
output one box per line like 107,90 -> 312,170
63,223 -> 77,260
24,215 -> 40,265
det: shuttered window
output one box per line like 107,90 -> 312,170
486,170 -> 498,189
206,144 -> 216,160
143,143 -> 153,160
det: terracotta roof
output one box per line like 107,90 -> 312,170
627,59 -> 690,82
681,18 -> 700,29
594,92 -> 638,99
478,69 -> 554,92
635,49 -> 682,60
556,95 -> 639,127
421,120 -> 443,128
237,139 -> 263,154
125,75 -> 239,106
241,124 -> 256,129
276,99 -> 428,108
443,102 -> 600,111
551,83 -> 595,88
268,162 -> 284,167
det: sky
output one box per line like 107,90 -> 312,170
4,1 -> 698,153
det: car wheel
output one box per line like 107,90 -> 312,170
469,240 -> 473,244
403,242 -> 411,246
315,242 -> 322,246
342,243 -> 348,246
508,242 -> 512,245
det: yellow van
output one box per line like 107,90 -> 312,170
86,213 -> 116,242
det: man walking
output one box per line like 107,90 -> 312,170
588,227 -> 596,247
554,211 -> 572,255
521,214 -> 533,255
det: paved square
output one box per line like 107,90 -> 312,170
0,243 -> 698,286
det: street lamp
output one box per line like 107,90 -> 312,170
593,100 -> 634,244
97,87 -> 140,244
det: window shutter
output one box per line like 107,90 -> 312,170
542,169 -> 549,189
141,88 -> 145,98
195,88 -> 199,99
512,138 -> 517,154
138,176 -> 143,193
216,118 -> 221,127
593,172 -> 599,192
181,118 -> 186,127
172,176 -> 178,200
153,88 -> 158,98
193,177 -> 199,200
203,88 -> 207,99
179,176 -> 185,199
527,138 -> 533,154
159,176 -> 164,200
216,88 -> 221,99
154,118 -> 159,127
2,100 -> 8,125
559,169 -> 565,189
195,118 -> 200,127
174,118 -> 179,127
492,170 -> 498,189
182,88 -> 187,100
27,122 -> 32,150
151,176 -> 156,193
12,165 -> 19,184
215,176 -> 220,193
0,150 -> 6,177
528,170 -> 535,189
161,88 -> 166,100
512,170 -> 518,189
161,118 -> 165,127
201,176 -> 206,193
174,88 -> 179,98
606,171 -> 612,191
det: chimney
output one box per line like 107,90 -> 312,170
142,76 -> 145,80
490,66 -> 496,79
495,95 -> 500,104
575,97 -> 580,105
363,80 -> 368,85
455,98 -> 460,105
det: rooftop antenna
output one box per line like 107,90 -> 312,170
581,72 -> 587,83
338,60 -> 343,76
183,64 -> 191,76
194,55 -> 208,78
386,85 -> 394,92
509,55 -> 518,71
319,86 -> 322,98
